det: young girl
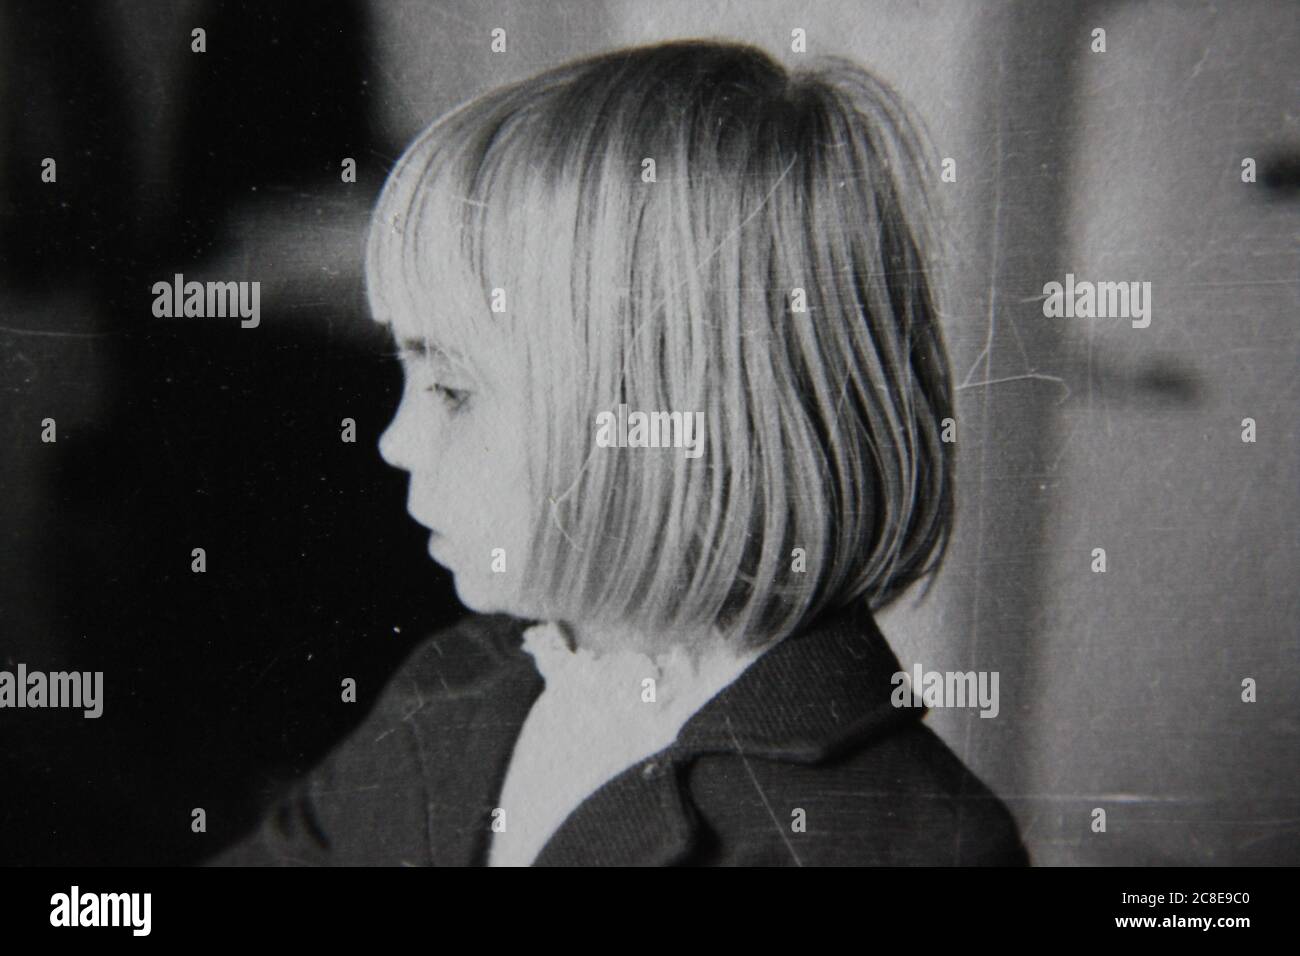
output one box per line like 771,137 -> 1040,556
216,40 -> 1027,866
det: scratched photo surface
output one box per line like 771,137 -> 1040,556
1,0 -> 1296,867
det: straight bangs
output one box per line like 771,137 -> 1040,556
366,41 -> 955,650
365,83 -> 547,375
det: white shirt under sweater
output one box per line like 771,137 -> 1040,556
488,621 -> 763,867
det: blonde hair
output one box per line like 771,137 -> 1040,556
366,40 -> 954,649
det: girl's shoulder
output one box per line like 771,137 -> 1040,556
209,613 -> 537,866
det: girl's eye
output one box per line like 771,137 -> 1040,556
426,382 -> 470,413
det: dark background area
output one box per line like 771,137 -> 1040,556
0,1 -> 462,864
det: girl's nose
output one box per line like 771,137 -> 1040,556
379,407 -> 415,472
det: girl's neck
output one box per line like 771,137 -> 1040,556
560,619 -> 724,660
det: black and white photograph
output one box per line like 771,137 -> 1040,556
0,0 -> 1296,931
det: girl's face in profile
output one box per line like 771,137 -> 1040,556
378,322 -> 535,618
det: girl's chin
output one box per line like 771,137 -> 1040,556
451,573 -> 513,615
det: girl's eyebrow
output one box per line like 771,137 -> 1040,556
393,336 -> 477,378
394,337 -> 455,366
396,337 -> 436,358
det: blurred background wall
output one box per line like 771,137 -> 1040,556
1,0 -> 1295,864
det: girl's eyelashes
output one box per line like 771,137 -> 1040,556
426,382 -> 471,413
389,350 -> 475,414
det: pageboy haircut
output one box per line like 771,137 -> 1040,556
367,40 -> 954,648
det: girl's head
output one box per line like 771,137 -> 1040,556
370,40 -> 954,650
